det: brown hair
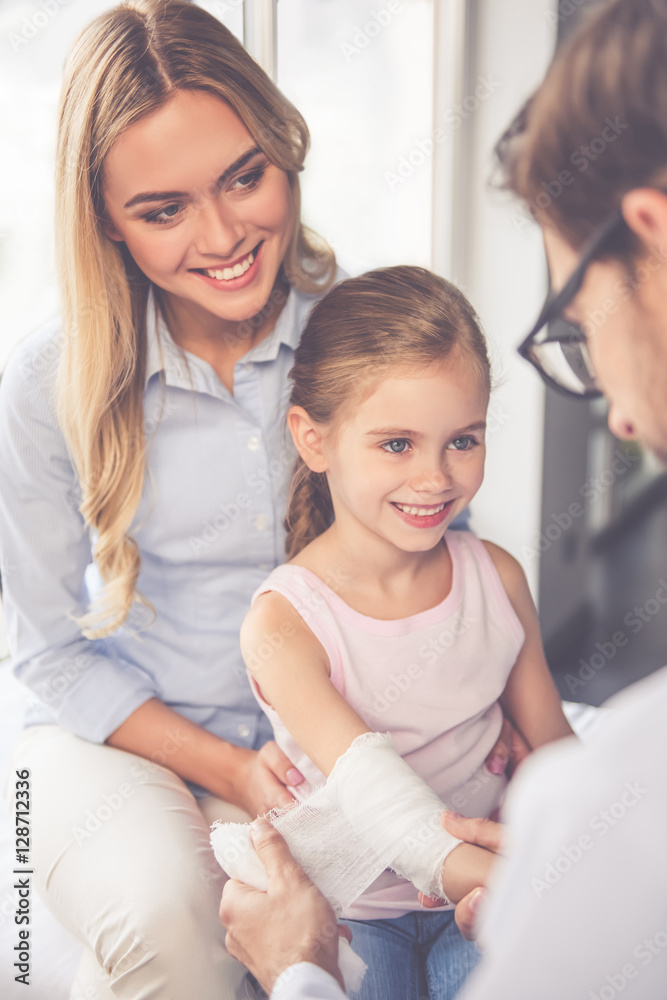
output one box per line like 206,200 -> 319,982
494,0 -> 667,255
284,266 -> 491,559
55,0 -> 335,637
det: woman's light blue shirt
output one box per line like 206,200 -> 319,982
0,268 -> 469,786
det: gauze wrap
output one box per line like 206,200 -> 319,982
327,731 -> 464,901
211,732 -> 465,990
212,822 -> 368,994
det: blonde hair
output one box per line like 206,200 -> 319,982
284,266 -> 491,560
494,0 -> 667,255
55,0 -> 336,638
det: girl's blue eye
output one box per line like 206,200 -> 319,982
449,435 -> 477,451
382,439 -> 410,454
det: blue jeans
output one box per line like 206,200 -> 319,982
344,910 -> 481,1000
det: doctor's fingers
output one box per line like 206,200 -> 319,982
440,811 -> 505,855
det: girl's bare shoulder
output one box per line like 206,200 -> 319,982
241,584 -> 329,672
480,539 -> 530,603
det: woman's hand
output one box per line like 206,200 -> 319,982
484,713 -> 531,780
227,741 -> 305,818
420,810 -> 505,940
106,701 -> 305,815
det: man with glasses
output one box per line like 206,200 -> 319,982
518,208 -> 628,399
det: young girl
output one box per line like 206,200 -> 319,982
239,265 -> 576,1000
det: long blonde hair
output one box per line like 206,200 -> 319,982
284,266 -> 491,560
55,0 -> 336,638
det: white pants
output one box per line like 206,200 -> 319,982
3,724 -> 255,999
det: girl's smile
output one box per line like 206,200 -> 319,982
390,499 -> 456,528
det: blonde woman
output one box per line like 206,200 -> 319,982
0,1 -> 344,996
0,1 -> 484,996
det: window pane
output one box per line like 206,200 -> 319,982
277,0 -> 434,271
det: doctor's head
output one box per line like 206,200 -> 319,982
496,0 -> 667,462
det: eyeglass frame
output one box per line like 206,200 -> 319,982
517,206 -> 628,400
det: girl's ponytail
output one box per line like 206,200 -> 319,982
284,457 -> 334,560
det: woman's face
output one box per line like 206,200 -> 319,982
100,89 -> 294,327
543,222 -> 667,463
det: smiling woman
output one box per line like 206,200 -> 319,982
0,1 -> 346,997
56,6 -> 336,639
99,90 -> 296,392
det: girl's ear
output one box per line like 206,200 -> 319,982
287,406 -> 329,473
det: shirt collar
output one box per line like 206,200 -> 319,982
144,289 -> 176,389
143,278 -> 323,392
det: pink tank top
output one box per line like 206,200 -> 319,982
248,529 -> 525,919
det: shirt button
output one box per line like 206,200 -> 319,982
255,514 -> 269,531
247,435 -> 260,451
237,723 -> 251,738
243,362 -> 253,372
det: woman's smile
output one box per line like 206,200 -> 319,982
189,240 -> 264,292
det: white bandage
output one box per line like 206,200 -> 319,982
211,823 -> 368,994
211,732 -> 462,907
211,785 -> 389,912
212,734 -> 465,991
327,731 -> 463,901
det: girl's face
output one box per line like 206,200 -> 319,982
100,89 -> 294,326
320,355 -> 488,554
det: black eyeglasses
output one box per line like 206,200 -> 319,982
517,207 -> 627,399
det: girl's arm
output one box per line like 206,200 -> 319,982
240,592 -> 371,776
241,590 -> 496,903
481,540 -> 576,750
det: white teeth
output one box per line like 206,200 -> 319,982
394,502 -> 448,517
201,250 -> 254,280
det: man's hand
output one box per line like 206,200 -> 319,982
419,810 -> 505,940
220,817 -> 347,995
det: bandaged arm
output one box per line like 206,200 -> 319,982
240,591 -> 496,904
